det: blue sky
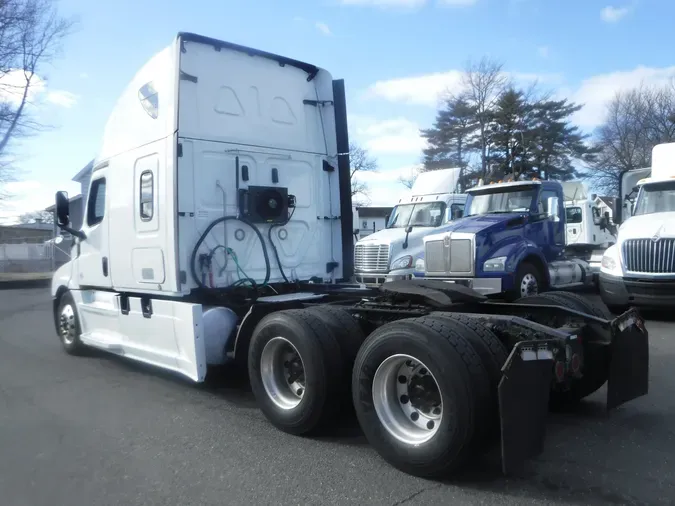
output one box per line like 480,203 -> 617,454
2,0 -> 674,220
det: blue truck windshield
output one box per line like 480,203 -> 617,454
466,188 -> 536,216
387,202 -> 446,229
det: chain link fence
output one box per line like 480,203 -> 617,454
0,236 -> 72,274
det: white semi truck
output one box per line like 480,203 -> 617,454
600,143 -> 675,312
51,32 -> 648,479
354,169 -> 467,286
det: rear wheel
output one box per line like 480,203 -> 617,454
352,316 -> 490,478
430,313 -> 507,439
248,309 -> 343,435
304,305 -> 365,367
516,291 -> 611,405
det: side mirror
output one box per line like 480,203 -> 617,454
55,191 -> 70,226
591,207 -> 601,225
54,190 -> 86,240
604,211 -> 610,220
547,196 -> 560,222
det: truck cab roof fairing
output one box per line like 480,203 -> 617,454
176,32 -> 321,81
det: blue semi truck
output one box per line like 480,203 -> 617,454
417,179 -> 613,300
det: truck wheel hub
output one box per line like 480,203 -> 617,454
260,337 -> 306,410
59,305 -> 76,345
372,354 -> 443,445
521,273 -> 538,297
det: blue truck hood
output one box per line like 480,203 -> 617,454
435,213 -> 527,235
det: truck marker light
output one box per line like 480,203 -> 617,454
555,361 -> 566,381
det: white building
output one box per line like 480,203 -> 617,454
593,195 -> 616,221
354,206 -> 392,239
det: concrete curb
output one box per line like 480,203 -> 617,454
0,278 -> 51,290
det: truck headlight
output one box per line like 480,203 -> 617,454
390,255 -> 413,270
483,256 -> 507,272
600,245 -> 622,276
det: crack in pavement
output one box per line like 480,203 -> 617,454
391,483 -> 443,506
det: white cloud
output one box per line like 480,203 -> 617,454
0,69 -> 77,109
437,0 -> 477,6
338,0 -> 426,8
353,164 -> 420,206
0,179 -> 79,223
537,46 -> 550,58
367,71 -> 464,106
315,22 -> 332,36
46,90 -> 78,108
366,70 -> 559,106
571,65 -> 675,128
600,5 -> 630,23
349,115 -> 426,155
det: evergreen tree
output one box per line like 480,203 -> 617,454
487,87 -> 534,181
420,96 -> 477,191
528,98 -> 596,181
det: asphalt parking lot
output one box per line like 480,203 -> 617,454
1,287 -> 673,506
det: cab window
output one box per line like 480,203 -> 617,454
87,178 -> 106,227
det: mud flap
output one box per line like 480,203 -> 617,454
607,309 -> 649,410
498,340 -> 554,475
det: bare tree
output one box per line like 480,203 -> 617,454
584,82 -> 675,195
349,142 -> 377,202
397,165 -> 421,189
461,57 -> 508,180
0,0 -> 73,199
19,209 -> 53,223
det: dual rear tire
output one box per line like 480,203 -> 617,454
248,308 -> 505,478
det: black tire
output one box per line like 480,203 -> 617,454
539,291 -> 612,320
506,261 -> 543,301
517,292 -> 611,405
433,313 -> 509,383
304,305 -> 365,366
55,291 -> 87,355
352,316 -> 491,478
606,304 -> 631,315
248,309 -> 343,435
430,313 -> 507,441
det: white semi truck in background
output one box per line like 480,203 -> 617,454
353,169 -> 467,285
50,32 -> 649,480
600,143 -> 675,312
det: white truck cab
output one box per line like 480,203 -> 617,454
600,142 -> 675,311
562,181 -> 616,249
51,33 -> 350,381
353,169 -> 467,285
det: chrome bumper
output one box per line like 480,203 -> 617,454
354,270 -> 414,287
425,277 -> 503,295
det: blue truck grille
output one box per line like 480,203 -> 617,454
623,238 -> 675,274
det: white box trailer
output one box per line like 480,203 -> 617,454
51,32 -> 648,479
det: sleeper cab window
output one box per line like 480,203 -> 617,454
138,82 -> 158,119
140,171 -> 154,220
87,178 -> 106,227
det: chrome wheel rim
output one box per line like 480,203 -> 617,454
59,304 -> 77,345
260,337 -> 306,410
520,273 -> 538,297
372,354 -> 442,445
